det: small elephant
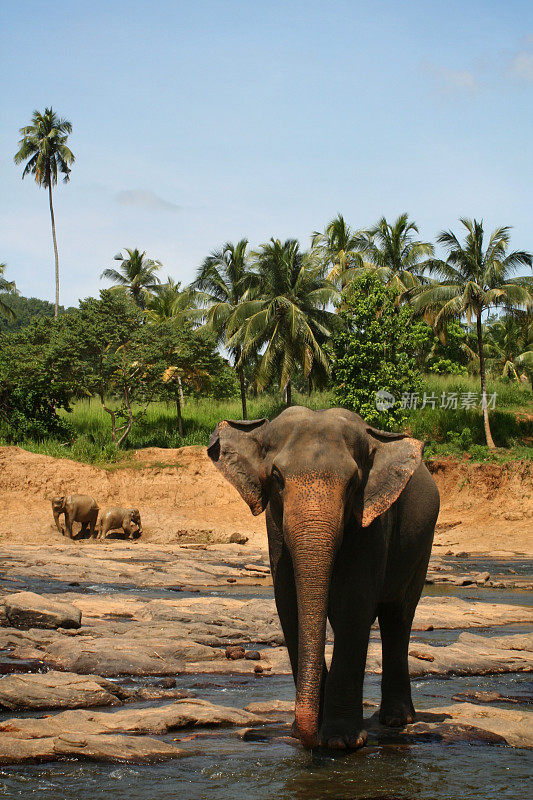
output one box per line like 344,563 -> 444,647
51,494 -> 99,539
98,507 -> 142,540
208,407 -> 440,751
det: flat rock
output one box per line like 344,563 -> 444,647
0,670 -> 127,710
2,591 -> 81,630
0,698 -> 264,740
0,733 -> 186,764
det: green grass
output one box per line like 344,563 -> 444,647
3,376 -> 531,467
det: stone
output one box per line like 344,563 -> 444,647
2,592 -> 81,630
452,691 -> 526,705
156,677 -> 177,688
245,650 -> 261,660
0,733 -> 186,764
0,670 -> 127,710
229,533 -> 248,545
225,646 -> 246,660
409,649 -> 435,662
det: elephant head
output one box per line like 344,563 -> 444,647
208,407 -> 424,748
51,496 -> 66,533
129,508 -> 142,536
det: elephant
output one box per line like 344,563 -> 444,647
51,494 -> 99,539
97,507 -> 142,540
208,407 -> 439,751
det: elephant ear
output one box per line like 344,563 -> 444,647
207,419 -> 269,515
362,426 -> 424,527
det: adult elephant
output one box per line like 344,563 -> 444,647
51,494 -> 99,539
208,407 -> 439,750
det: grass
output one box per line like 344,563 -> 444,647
3,375 -> 531,467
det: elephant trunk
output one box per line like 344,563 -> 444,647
53,510 -> 63,535
287,513 -> 340,749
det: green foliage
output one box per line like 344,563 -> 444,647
101,248 -> 162,309
330,273 -> 427,428
0,293 -> 76,329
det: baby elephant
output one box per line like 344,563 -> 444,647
98,507 -> 142,541
51,495 -> 99,539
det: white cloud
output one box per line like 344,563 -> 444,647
510,51 -> 533,82
424,64 -> 478,94
115,189 -> 180,212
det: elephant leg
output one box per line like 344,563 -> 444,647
89,515 -> 97,539
377,601 -> 416,726
64,513 -> 73,539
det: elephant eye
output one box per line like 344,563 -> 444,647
271,466 -> 285,490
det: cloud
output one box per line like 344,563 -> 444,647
428,64 -> 478,94
509,50 -> 533,82
115,189 -> 180,212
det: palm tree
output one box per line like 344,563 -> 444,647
101,248 -> 161,309
412,219 -> 532,448
228,238 -> 339,406
14,108 -> 74,317
484,315 -> 533,383
0,263 -> 17,321
359,213 -> 433,294
145,277 -> 202,435
311,213 -> 365,287
193,239 -> 258,419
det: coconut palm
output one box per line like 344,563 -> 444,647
311,213 -> 365,287
412,219 -> 532,448
14,108 -> 74,317
228,238 -> 339,406
193,239 -> 258,419
145,277 -> 200,326
101,248 -> 161,309
358,213 -> 433,294
484,315 -> 533,383
0,263 -> 17,321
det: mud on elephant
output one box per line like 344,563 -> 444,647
97,507 -> 142,540
209,407 -> 439,750
51,495 -> 99,539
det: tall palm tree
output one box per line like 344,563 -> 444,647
14,108 -> 74,317
359,213 -> 433,294
311,213 -> 365,287
101,248 -> 161,309
193,239 -> 257,419
412,219 -> 532,448
0,263 -> 17,321
484,315 -> 533,383
228,238 -> 339,406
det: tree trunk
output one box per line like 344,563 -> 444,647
286,380 -> 292,407
177,375 -> 185,407
238,367 -> 247,420
48,182 -> 60,318
176,395 -> 183,437
477,312 -> 496,450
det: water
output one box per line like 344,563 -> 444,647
0,557 -> 531,800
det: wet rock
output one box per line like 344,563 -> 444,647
0,670 -> 127,710
2,592 -> 81,630
452,690 -> 525,705
156,677 -> 177,688
225,646 -> 246,660
245,650 -> 261,661
226,577 -> 237,583
0,733 -> 186,764
253,665 -> 263,674
454,552 -> 469,558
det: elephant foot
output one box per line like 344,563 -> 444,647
379,698 -> 415,727
319,721 -> 367,751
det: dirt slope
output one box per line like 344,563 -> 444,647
0,446 -> 531,555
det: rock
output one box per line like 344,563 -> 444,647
2,592 -> 81,630
229,533 -> 248,545
244,564 -> 270,574
0,733 -> 186,764
225,646 -> 246,660
245,650 -> 261,661
227,578 -> 237,583
156,677 -> 177,688
452,691 -> 529,706
254,665 -> 263,674
477,571 -> 490,583
409,649 -> 435,662
0,670 -> 128,710
455,551 -> 469,558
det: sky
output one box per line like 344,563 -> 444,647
1,0 -> 532,307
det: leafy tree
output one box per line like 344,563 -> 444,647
358,213 -> 433,294
0,293 -> 75,329
14,108 -> 74,317
101,248 -> 161,309
330,272 -> 427,429
193,239 -> 258,418
311,214 -> 365,287
0,263 -> 17,322
228,238 -> 339,405
425,320 -> 473,375
412,219 -> 532,448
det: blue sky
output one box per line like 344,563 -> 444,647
1,0 -> 532,307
